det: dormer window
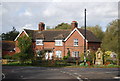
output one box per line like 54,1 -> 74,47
36,39 -> 43,45
74,39 -> 78,46
55,40 -> 62,46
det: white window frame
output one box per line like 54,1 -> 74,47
74,39 -> 78,46
36,39 -> 43,45
56,51 -> 62,58
72,51 -> 79,57
55,40 -> 63,46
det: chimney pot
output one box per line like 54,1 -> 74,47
38,22 -> 45,31
71,21 -> 78,28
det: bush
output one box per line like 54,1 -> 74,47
66,57 -> 76,63
3,55 -> 12,59
106,59 -> 114,64
107,64 -> 114,67
80,63 -> 88,66
63,56 -> 69,60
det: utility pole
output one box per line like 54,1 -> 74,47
84,9 -> 87,66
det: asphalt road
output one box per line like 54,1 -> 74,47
2,66 -> 120,81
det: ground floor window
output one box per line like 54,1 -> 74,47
72,51 -> 79,57
56,51 -> 62,58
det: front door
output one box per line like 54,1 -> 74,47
49,52 -> 53,60
45,51 -> 53,60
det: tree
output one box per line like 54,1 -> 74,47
102,19 -> 118,52
55,23 -> 72,29
101,19 -> 119,65
1,27 -> 19,41
81,25 -> 104,41
17,35 -> 34,64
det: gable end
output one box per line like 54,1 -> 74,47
14,29 -> 29,41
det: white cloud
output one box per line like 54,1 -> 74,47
2,0 -> 120,2
43,7 -> 56,17
20,24 -> 35,31
19,9 -> 32,16
2,2 -> 118,33
23,10 -> 32,16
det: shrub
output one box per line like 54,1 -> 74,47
106,59 -> 114,64
3,55 -> 12,59
80,63 -> 88,66
63,56 -> 69,60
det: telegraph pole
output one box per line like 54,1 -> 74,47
84,9 -> 87,66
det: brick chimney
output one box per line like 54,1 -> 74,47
71,21 -> 78,28
38,22 -> 45,31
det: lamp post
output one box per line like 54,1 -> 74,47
84,9 -> 87,66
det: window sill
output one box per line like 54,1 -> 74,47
55,45 -> 63,46
74,45 -> 78,47
36,44 -> 43,45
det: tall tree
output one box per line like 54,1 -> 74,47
1,27 -> 19,41
55,23 -> 72,29
81,25 -> 104,41
17,35 -> 34,64
101,19 -> 119,53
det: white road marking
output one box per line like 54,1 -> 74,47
77,77 -> 83,81
74,73 -> 78,75
114,77 -> 120,79
85,78 -> 88,79
2,73 -> 5,79
60,70 -> 84,81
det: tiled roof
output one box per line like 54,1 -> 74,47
24,28 -> 101,42
77,28 -> 101,42
1,41 -> 15,51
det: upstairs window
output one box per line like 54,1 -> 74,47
55,40 -> 63,46
36,39 -> 43,45
72,51 -> 79,57
74,39 -> 78,46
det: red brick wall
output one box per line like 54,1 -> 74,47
88,42 -> 101,51
2,51 -> 15,56
64,30 -> 86,57
15,29 -> 101,58
35,42 -> 65,57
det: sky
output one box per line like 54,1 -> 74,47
0,0 -> 119,33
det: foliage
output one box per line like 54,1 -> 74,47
11,53 -> 20,60
105,51 -> 112,56
86,51 -> 96,65
55,23 -> 72,29
17,35 -> 34,64
63,49 -> 71,60
36,50 -> 46,60
67,49 -> 70,57
80,53 -> 84,61
81,25 -> 104,41
63,56 -> 69,60
80,63 -> 88,66
102,19 -> 119,53
1,27 -> 19,41
3,55 -> 12,59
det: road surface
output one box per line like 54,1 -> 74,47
2,66 -> 120,81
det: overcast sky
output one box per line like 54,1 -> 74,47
0,0 -> 119,33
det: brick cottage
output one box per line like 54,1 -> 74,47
14,21 -> 101,60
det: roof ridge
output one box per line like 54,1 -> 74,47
43,29 -> 72,31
